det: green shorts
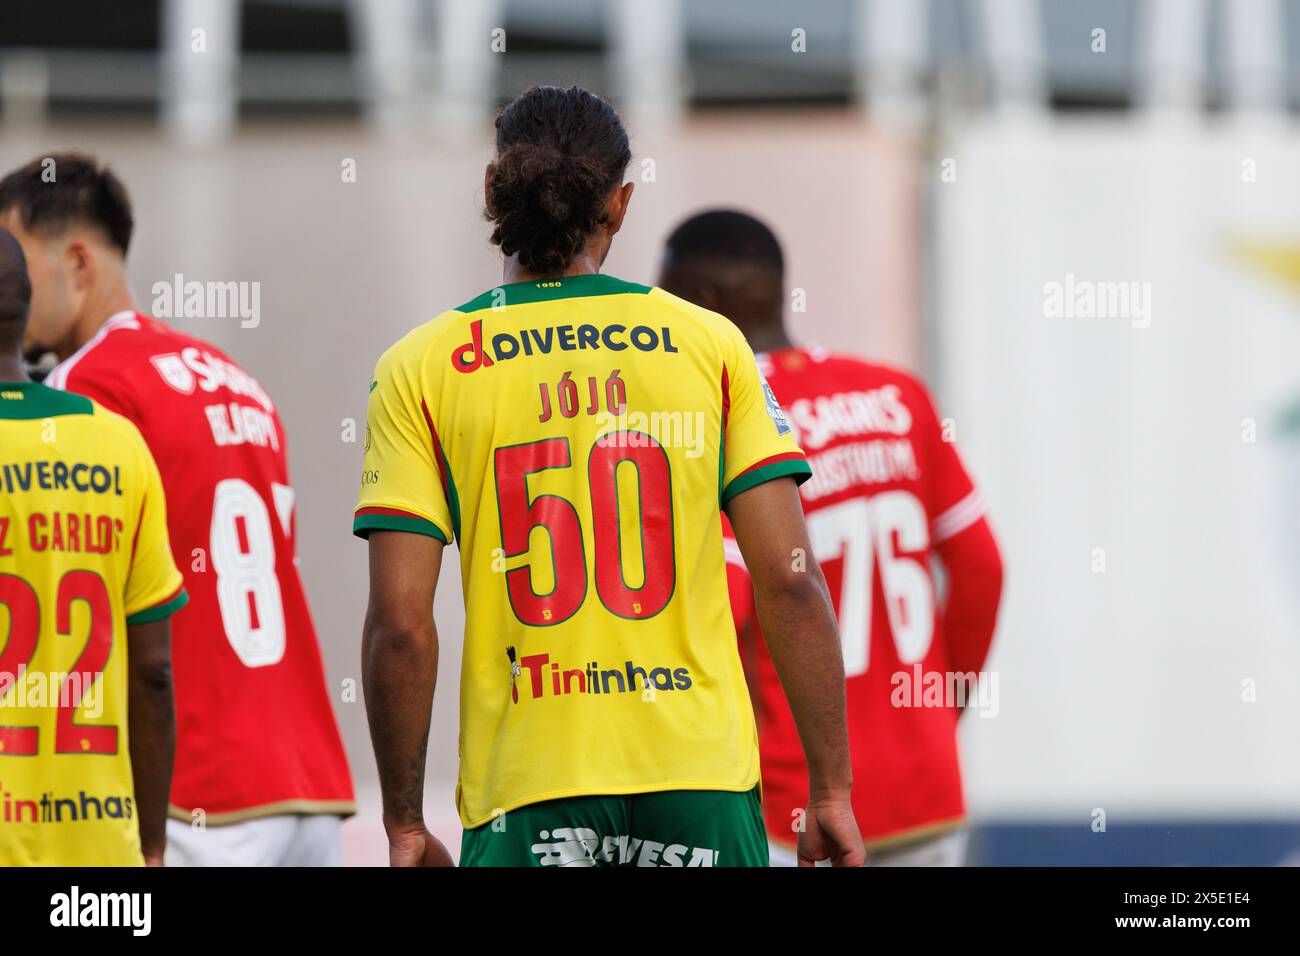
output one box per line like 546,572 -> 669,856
459,787 -> 768,867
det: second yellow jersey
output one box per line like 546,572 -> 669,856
354,274 -> 809,826
0,381 -> 186,866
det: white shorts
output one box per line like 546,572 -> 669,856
165,814 -> 343,867
769,828 -> 968,867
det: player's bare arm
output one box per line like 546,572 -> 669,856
126,618 -> 175,867
726,477 -> 865,867
361,530 -> 454,867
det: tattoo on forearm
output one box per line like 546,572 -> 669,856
403,728 -> 429,821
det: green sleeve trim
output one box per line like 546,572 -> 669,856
721,459 -> 813,505
126,588 -> 189,625
353,512 -> 450,543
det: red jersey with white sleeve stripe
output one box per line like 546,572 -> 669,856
47,311 -> 354,824
723,346 -> 1002,850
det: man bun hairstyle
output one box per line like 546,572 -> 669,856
486,85 -> 631,276
0,152 -> 134,255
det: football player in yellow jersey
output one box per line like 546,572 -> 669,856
0,227 -> 185,866
357,86 -> 864,867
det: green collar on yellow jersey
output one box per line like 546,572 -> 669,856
0,380 -> 94,420
455,273 -> 652,314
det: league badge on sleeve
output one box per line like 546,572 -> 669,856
759,364 -> 792,436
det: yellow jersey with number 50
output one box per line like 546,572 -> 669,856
0,381 -> 186,866
354,274 -> 810,827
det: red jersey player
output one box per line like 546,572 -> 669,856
0,154 -> 354,865
660,211 -> 1003,866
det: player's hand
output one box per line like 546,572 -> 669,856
797,793 -> 866,867
142,851 -> 165,867
387,825 -> 455,867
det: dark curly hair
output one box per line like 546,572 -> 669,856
0,152 -> 134,255
485,86 -> 631,276
0,227 -> 31,326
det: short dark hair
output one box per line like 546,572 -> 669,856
0,152 -> 134,255
486,85 -> 632,276
663,209 -> 784,277
0,226 -> 32,325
